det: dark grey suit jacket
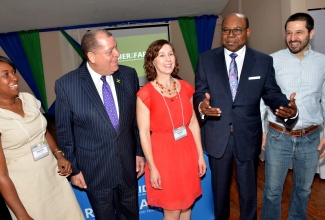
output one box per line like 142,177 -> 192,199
194,47 -> 290,161
55,63 -> 143,190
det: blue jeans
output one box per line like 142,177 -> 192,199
261,126 -> 319,220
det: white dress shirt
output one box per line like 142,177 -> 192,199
199,46 -> 247,118
224,45 -> 246,82
87,62 -> 120,118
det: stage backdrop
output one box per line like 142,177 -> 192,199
109,25 -> 169,86
72,153 -> 214,219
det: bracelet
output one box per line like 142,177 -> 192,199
52,148 -> 59,155
53,149 -> 65,158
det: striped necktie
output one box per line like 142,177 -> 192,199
229,53 -> 238,101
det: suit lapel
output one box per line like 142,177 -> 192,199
214,48 -> 233,101
79,64 -> 116,131
235,48 -> 255,101
112,71 -> 124,134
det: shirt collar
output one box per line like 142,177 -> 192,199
224,45 -> 246,58
87,62 -> 102,82
86,62 -> 115,86
286,44 -> 312,59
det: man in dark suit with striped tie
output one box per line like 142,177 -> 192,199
55,29 -> 145,220
194,13 -> 297,219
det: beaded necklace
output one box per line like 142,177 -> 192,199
155,79 -> 178,96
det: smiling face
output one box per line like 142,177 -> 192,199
221,14 -> 251,52
285,20 -> 314,58
88,33 -> 120,75
0,61 -> 19,99
152,44 -> 175,76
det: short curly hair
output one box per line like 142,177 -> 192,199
144,39 -> 179,81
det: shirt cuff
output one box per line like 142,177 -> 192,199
284,109 -> 299,122
198,102 -> 205,120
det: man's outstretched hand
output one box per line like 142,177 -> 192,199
200,93 -> 222,117
275,93 -> 297,119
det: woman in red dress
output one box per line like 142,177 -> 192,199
136,39 -> 206,220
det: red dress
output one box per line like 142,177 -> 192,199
137,80 -> 202,210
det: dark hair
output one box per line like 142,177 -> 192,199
144,39 -> 179,81
222,13 -> 250,29
285,13 -> 314,32
0,56 -> 16,72
81,29 -> 113,61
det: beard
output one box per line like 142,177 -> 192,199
287,38 -> 310,54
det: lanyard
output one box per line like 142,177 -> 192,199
158,86 -> 185,130
0,97 -> 45,145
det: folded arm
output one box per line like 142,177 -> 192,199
55,81 -> 80,176
188,98 -> 207,177
0,136 -> 33,220
136,97 -> 162,189
45,129 -> 72,177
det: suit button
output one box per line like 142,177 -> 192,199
232,105 -> 235,109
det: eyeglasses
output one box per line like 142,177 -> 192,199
221,28 -> 247,35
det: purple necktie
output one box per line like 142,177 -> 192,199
101,76 -> 119,131
229,53 -> 238,101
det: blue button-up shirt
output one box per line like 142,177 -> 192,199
261,46 -> 325,130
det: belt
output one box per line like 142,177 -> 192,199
269,122 -> 318,137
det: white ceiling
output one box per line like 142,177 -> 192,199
0,0 -> 229,33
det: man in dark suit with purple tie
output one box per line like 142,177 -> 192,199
194,13 -> 297,220
55,30 -> 145,220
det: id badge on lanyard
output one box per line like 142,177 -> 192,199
31,142 -> 49,161
159,81 -> 187,141
173,126 -> 188,141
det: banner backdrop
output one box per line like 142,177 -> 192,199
72,153 -> 214,220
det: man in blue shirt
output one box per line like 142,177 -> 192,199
261,12 -> 325,220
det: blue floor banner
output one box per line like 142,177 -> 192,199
73,154 -> 214,220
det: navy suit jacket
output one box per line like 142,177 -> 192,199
194,47 -> 289,161
55,63 -> 142,190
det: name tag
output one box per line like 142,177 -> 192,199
31,142 -> 49,161
173,126 -> 188,141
